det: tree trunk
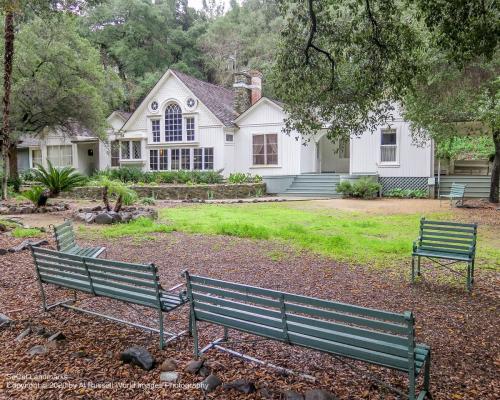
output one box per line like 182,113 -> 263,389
1,11 -> 15,200
489,129 -> 500,203
102,185 -> 111,211
114,194 -> 123,212
8,142 -> 17,182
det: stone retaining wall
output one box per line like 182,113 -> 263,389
59,183 -> 267,200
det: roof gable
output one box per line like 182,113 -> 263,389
234,97 -> 284,125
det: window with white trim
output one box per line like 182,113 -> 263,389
150,149 -> 158,170
204,148 -> 214,170
380,128 -> 397,163
338,138 -> 350,159
31,149 -> 42,168
252,134 -> 278,165
110,141 -> 120,167
121,140 -> 142,160
165,103 -> 183,141
151,120 -> 160,143
225,133 -> 234,143
186,117 -> 195,141
193,148 -> 203,170
171,148 -> 180,170
181,149 -> 190,169
47,145 -> 72,167
159,149 -> 168,170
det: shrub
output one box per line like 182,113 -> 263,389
21,186 -> 46,207
228,172 -> 262,184
140,197 -> 156,206
93,168 -> 224,185
7,176 -> 22,192
12,227 -> 43,238
31,161 -> 86,197
337,177 -> 381,199
89,177 -> 138,211
385,188 -> 428,198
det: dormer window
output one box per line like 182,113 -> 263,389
165,103 -> 183,142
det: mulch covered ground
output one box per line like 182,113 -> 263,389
0,230 -> 499,400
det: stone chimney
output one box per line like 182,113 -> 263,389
233,70 -> 262,114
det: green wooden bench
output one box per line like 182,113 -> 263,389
53,220 -> 106,258
31,246 -> 188,348
184,272 -> 431,400
412,218 -> 477,291
439,183 -> 466,207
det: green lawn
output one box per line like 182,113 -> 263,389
159,203 -> 500,270
79,217 -> 174,239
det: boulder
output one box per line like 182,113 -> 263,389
201,374 -> 222,393
47,331 -> 65,341
160,358 -> 177,372
304,389 -> 338,400
120,346 -> 155,371
15,327 -> 31,342
28,345 -> 47,356
0,313 -> 11,328
84,213 -> 96,224
284,390 -> 305,400
223,379 -> 256,394
185,359 -> 204,374
160,372 -> 179,383
94,212 -> 114,225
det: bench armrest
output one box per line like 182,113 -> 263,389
413,238 -> 421,252
166,282 -> 185,292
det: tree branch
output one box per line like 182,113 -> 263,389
305,0 -> 335,90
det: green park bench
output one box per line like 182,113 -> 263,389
53,219 -> 106,258
184,272 -> 431,400
31,246 -> 188,348
412,218 -> 477,291
439,182 -> 466,207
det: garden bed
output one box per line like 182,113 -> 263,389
59,183 -> 267,200
0,202 -> 69,215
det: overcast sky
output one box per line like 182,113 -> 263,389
188,0 -> 236,12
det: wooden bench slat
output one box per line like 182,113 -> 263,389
35,257 -> 87,272
89,270 -> 157,288
421,225 -> 475,234
422,220 -> 474,228
421,236 -> 473,245
84,258 -> 154,272
285,303 -> 408,335
91,283 -> 159,307
90,277 -> 159,297
39,272 -> 92,293
86,264 -> 155,280
413,250 -> 471,261
191,285 -> 281,309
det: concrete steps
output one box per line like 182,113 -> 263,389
281,173 -> 341,198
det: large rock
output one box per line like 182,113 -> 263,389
201,374 -> 222,393
28,345 -> 47,356
85,213 -> 96,224
304,389 -> 338,400
160,358 -> 177,372
160,372 -> 179,383
223,379 -> 256,394
94,212 -> 114,225
185,359 -> 204,374
0,313 -> 11,328
284,390 -> 305,400
120,346 -> 155,371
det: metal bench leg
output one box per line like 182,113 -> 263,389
411,256 -> 415,283
417,256 -> 421,276
424,351 -> 431,397
471,259 -> 475,284
223,327 -> 229,342
191,308 -> 199,359
467,263 -> 472,292
158,310 -> 164,350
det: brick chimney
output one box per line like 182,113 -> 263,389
233,70 -> 262,114
249,70 -> 262,105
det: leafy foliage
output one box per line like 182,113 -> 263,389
31,161 -> 86,197
94,167 -> 224,185
89,176 -> 138,207
228,172 -> 262,184
336,178 -> 381,199
384,188 -> 428,199
11,227 -> 43,238
436,135 -> 495,161
20,186 -> 46,207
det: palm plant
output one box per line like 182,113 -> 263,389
31,161 -> 86,197
21,186 -> 46,207
89,176 -> 138,212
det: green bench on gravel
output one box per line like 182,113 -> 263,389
184,272 -> 432,400
53,219 -> 106,258
412,218 -> 477,291
30,246 -> 188,348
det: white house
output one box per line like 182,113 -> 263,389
17,68 -> 434,196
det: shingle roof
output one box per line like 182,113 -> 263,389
172,69 -> 238,126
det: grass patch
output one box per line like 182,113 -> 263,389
12,227 -> 43,238
160,203 -> 500,270
79,217 -> 174,239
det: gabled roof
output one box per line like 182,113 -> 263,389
171,70 -> 237,126
233,96 -> 284,123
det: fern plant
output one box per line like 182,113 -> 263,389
89,177 -> 138,212
21,186 -> 46,207
31,161 -> 86,197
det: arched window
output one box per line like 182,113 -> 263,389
165,103 -> 182,141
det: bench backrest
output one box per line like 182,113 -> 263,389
31,247 -> 162,309
186,273 -> 417,372
449,183 -> 466,197
418,218 -> 477,256
54,220 -> 77,252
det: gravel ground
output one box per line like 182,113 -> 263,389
0,229 -> 499,400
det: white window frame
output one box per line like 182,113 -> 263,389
251,133 -> 279,167
120,140 -> 142,160
151,119 -> 161,143
379,127 -> 399,166
225,133 -> 234,144
47,145 -> 73,167
147,147 -> 214,172
31,148 -> 42,168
